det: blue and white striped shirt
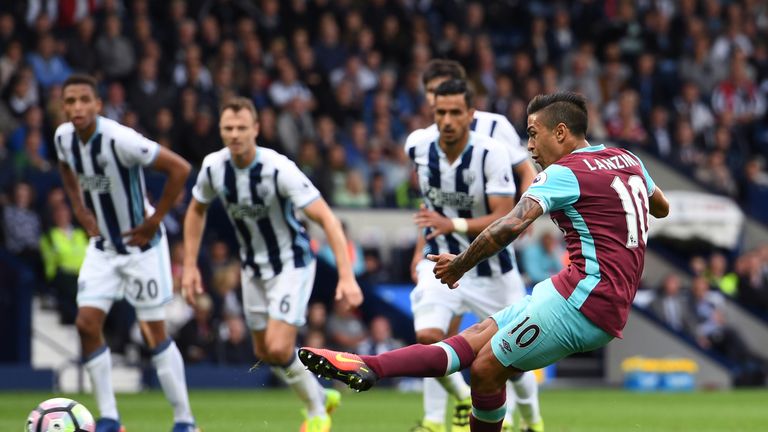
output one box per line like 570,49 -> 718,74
55,116 -> 162,254
192,147 -> 319,279
405,131 -> 518,277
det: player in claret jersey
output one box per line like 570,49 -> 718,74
299,92 -> 670,432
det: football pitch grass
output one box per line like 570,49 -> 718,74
3,388 -> 766,431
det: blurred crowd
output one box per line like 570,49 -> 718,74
648,250 -> 768,385
1,0 -> 768,374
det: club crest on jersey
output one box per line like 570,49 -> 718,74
532,172 -> 547,185
461,170 -> 476,185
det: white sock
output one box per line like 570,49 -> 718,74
423,378 -> 448,424
83,346 -> 118,420
436,372 -> 471,401
504,380 -> 516,424
271,352 -> 326,418
152,339 -> 194,424
512,371 -> 541,425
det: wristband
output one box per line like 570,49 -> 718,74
451,217 -> 469,233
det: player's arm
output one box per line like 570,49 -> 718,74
429,197 -> 543,288
181,197 -> 210,305
413,195 -> 513,240
648,186 -> 669,218
123,147 -> 191,246
58,161 -> 99,236
303,198 -> 364,308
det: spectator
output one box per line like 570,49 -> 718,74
0,40 -> 23,90
673,81 -> 715,138
177,293 -> 217,364
370,171 -> 394,208
708,253 -> 739,298
39,201 -> 88,324
129,57 -> 175,130
177,107 -> 219,167
313,13 -> 346,73
711,51 -> 766,127
735,252 -> 768,311
649,274 -> 697,335
95,14 -> 136,82
605,89 -> 648,147
26,33 -> 72,91
8,105 -> 47,157
14,129 -> 51,175
65,17 -> 98,74
217,315 -> 255,365
673,119 -> 703,172
2,182 -> 43,295
695,151 -> 738,197
394,168 -> 422,210
269,59 -> 313,108
102,82 -> 127,122
647,105 -> 672,158
741,157 -> 768,224
5,66 -> 40,117
327,300 -> 367,352
357,315 -> 404,356
689,276 -> 766,386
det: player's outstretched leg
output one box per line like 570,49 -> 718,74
299,334 -> 476,391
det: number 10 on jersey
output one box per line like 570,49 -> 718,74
611,175 -> 649,249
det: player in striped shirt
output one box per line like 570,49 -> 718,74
407,61 -> 542,432
181,97 -> 363,432
299,92 -> 669,432
55,74 -> 198,432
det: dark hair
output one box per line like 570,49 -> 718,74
526,92 -> 588,137
62,73 -> 98,95
422,59 -> 466,86
434,79 -> 474,108
220,96 -> 258,121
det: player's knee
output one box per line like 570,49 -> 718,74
264,340 -> 294,365
470,355 -> 504,394
75,313 -> 101,337
416,329 -> 445,345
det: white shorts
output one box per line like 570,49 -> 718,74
77,235 -> 173,321
241,260 -> 316,331
410,259 -> 525,332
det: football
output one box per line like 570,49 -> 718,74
26,398 -> 95,432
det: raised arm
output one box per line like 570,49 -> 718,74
649,186 -> 669,218
429,197 -> 543,288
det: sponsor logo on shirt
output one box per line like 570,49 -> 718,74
424,187 -> 475,210
79,175 -> 112,193
228,203 -> 271,220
